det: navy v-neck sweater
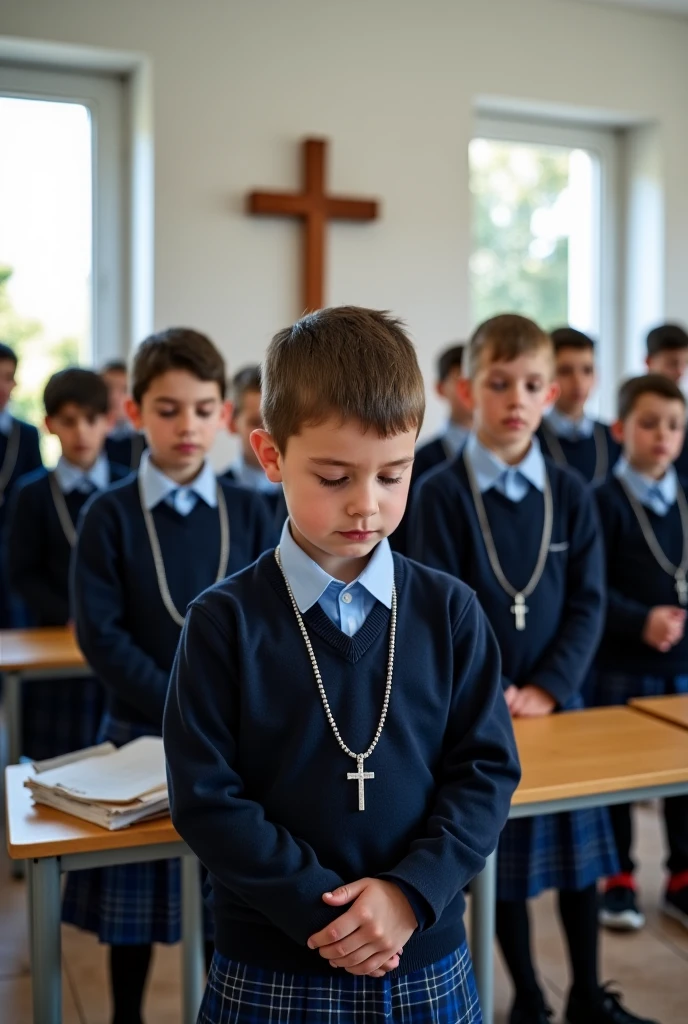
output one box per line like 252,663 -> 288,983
7,462 -> 130,625
410,455 -> 605,705
594,475 -> 688,675
73,475 -> 275,730
164,552 -> 520,974
537,421 -> 620,484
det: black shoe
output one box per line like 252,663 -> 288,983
599,883 -> 645,932
565,984 -> 659,1024
662,879 -> 688,930
509,996 -> 553,1024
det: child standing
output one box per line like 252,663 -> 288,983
0,341 -> 43,626
164,306 -> 520,1024
101,358 -> 147,469
412,315 -> 654,1024
63,329 -> 274,1024
219,364 -> 282,508
7,368 -> 129,760
594,374 -> 688,934
538,327 -> 620,484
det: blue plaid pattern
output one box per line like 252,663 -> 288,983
497,807 -> 619,901
21,674 -> 104,762
62,715 -> 213,945
592,671 -> 688,707
198,944 -> 481,1024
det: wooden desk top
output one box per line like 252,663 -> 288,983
512,706 -> 688,806
0,627 -> 86,672
5,763 -> 180,860
629,694 -> 688,732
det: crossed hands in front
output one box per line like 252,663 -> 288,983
307,878 -> 418,978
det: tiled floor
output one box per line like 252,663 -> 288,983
1,791 -> 686,1022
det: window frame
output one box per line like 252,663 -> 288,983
471,115 -> 621,418
0,64 -> 127,366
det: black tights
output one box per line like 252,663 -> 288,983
495,884 -> 599,1009
109,941 -> 215,1023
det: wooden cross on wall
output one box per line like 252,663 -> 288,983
247,138 -> 379,312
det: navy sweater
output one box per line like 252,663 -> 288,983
537,421 -> 620,485
104,432 -> 147,470
390,438 -> 452,556
0,418 -> 43,621
594,476 -> 688,675
411,457 -> 605,704
73,475 -> 274,730
7,462 -> 129,626
164,553 -> 520,974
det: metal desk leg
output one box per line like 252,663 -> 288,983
471,850 -> 497,1024
181,854 -> 205,1024
29,856 -> 62,1024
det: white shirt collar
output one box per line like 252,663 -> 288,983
278,519 -> 394,613
138,449 -> 218,510
53,453 -> 111,494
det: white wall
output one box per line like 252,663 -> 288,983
2,0 -> 688,441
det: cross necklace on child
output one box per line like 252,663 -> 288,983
617,475 -> 688,606
0,420 -> 20,508
138,473 -> 230,627
274,546 -> 397,811
48,472 -> 78,548
463,449 -> 553,630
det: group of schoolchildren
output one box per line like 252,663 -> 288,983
0,310 -> 685,1024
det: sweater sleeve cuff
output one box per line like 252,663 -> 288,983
380,876 -> 431,931
528,673 -> 576,708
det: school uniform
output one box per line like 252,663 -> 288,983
538,408 -> 620,485
164,521 -> 520,1022
411,435 -> 618,901
7,454 -> 129,761
593,460 -> 688,879
0,408 -> 43,626
62,452 -> 275,945
219,452 -> 283,516
390,421 -> 469,556
104,420 -> 147,470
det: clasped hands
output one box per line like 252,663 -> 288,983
307,877 -> 418,978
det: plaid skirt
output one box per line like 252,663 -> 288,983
497,806 -> 619,901
21,674 -> 104,763
198,944 -> 481,1024
592,670 -> 688,707
62,713 -> 214,945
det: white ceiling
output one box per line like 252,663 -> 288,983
575,0 -> 688,14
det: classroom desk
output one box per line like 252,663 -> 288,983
470,706 -> 688,1024
0,627 -> 89,769
5,762 -> 204,1024
630,693 -> 688,731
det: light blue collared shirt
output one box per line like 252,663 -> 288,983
54,453 -> 110,495
464,432 -> 546,503
443,421 -> 470,459
278,519 -> 394,636
614,456 -> 677,517
228,453 -> 281,494
108,419 -> 136,441
545,407 -> 595,441
0,409 -> 13,437
138,449 -> 217,517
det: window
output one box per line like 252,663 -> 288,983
469,117 -> 619,412
0,66 -> 125,445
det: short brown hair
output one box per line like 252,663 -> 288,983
231,365 -> 262,416
131,328 -> 226,403
618,373 -> 686,421
262,306 -> 425,451
646,323 -> 688,358
465,314 -> 553,379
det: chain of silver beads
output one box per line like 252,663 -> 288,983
274,545 -> 397,764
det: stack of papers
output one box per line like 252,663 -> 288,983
25,737 -> 169,831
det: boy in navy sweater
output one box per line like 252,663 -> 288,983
594,374 -> 688,934
7,368 -> 129,760
390,342 -> 471,554
412,315 -> 653,1024
63,329 -> 274,1024
101,358 -> 147,469
219,364 -> 282,511
164,306 -> 520,1024
645,322 -> 688,478
0,341 -> 43,626
537,327 -> 619,484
